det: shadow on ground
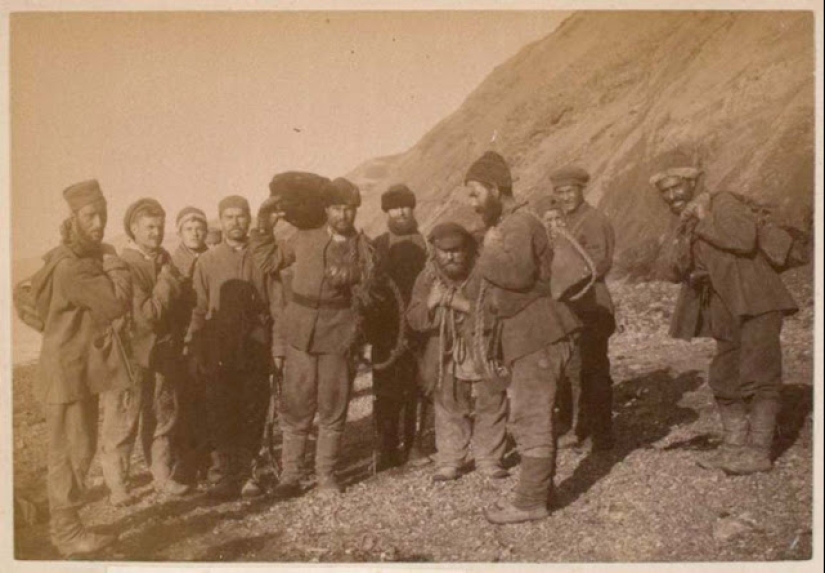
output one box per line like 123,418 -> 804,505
553,368 -> 703,511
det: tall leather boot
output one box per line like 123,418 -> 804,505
721,398 -> 779,475
273,433 -> 306,498
484,456 -> 553,524
51,508 -> 115,557
697,399 -> 749,469
316,429 -> 344,494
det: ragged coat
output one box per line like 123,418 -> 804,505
660,191 -> 798,341
31,242 -> 132,403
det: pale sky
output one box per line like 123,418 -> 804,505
10,10 -> 568,259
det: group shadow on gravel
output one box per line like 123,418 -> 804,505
553,368 -> 813,512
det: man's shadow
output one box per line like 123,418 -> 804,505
553,368 -> 703,511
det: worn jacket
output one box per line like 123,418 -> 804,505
187,240 -> 272,372
662,191 -> 798,340
250,226 -> 374,356
169,242 -> 208,350
32,242 -> 132,403
564,202 -> 616,317
120,244 -> 183,370
476,201 -> 581,364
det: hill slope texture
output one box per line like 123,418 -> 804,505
347,11 -> 815,276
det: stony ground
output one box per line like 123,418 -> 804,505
12,268 -> 814,563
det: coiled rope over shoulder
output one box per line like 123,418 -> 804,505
371,275 -> 407,372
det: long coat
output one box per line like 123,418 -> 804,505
661,191 -> 798,341
32,243 -> 132,403
476,202 -> 581,365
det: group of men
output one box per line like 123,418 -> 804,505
17,149 -> 797,557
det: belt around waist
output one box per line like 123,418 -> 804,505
291,291 -> 351,310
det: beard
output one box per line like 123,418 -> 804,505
387,215 -> 418,236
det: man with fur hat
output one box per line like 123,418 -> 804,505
547,166 -> 617,451
186,195 -> 274,498
170,206 -> 210,484
407,222 -> 509,482
13,180 -> 132,555
464,151 -> 581,524
252,177 -> 375,497
363,184 -> 431,470
99,199 -> 191,505
653,150 -> 797,475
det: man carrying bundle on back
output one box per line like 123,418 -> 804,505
652,150 -> 798,476
14,180 -> 132,556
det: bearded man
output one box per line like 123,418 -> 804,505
407,222 -> 509,482
252,178 -> 375,497
364,184 -> 431,470
654,150 -> 797,475
464,151 -> 581,524
15,180 -> 132,556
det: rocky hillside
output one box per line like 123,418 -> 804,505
347,11 -> 815,276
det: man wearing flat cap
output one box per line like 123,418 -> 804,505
653,149 -> 797,476
547,165 -> 617,451
464,151 -> 581,524
363,183 -> 431,471
252,177 -> 375,497
13,180 -> 132,556
99,198 -> 190,505
186,195 -> 274,498
170,206 -> 210,483
407,222 -> 509,483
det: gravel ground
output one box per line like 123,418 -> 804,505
12,268 -> 815,563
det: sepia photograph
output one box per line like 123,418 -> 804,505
2,0 -> 822,570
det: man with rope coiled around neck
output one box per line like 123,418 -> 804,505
407,222 -> 510,483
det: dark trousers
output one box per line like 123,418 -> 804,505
99,366 -> 179,490
558,310 -> 614,442
709,311 -> 783,404
509,338 -> 574,459
174,359 -> 210,483
373,352 -> 419,459
204,364 -> 270,483
433,373 -> 507,469
279,345 -> 354,478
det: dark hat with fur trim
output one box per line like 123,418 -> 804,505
381,184 -> 416,211
324,178 -> 361,208
218,195 -> 250,215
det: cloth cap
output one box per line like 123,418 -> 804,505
176,206 -> 207,230
532,194 -> 562,216
324,178 -> 361,207
550,166 -> 590,188
649,148 -> 703,187
381,184 -> 417,211
428,222 -> 474,250
63,179 -> 105,212
218,195 -> 250,216
464,151 -> 512,190
124,198 -> 165,239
